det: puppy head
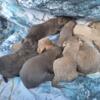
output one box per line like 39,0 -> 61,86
57,17 -> 71,25
37,37 -> 55,54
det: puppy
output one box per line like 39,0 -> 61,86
0,17 -> 69,79
77,39 -> 100,74
20,46 -> 62,88
74,24 -> 100,51
23,17 -> 71,44
37,37 -> 55,54
57,20 -> 76,46
0,42 -> 37,79
74,24 -> 100,41
52,36 -> 81,87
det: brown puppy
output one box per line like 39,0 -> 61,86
20,46 -> 62,88
77,39 -> 100,74
0,17 -> 69,79
22,17 -> 71,44
57,20 -> 76,46
52,36 -> 81,87
37,37 -> 55,54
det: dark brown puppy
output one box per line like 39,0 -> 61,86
57,20 -> 76,47
20,46 -> 62,89
0,17 -> 69,79
0,42 -> 37,79
23,17 -> 71,44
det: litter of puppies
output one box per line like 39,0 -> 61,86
0,17 -> 100,89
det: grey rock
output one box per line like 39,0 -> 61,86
18,0 -> 100,20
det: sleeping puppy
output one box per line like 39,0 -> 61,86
57,20 -> 76,46
0,17 -> 69,80
73,24 -> 100,52
0,42 -> 37,79
52,36 -> 81,87
22,17 -> 71,45
77,39 -> 100,74
20,46 -> 62,89
37,37 -> 55,54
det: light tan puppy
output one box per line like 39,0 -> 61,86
74,24 -> 100,41
57,20 -> 76,46
37,37 -> 55,54
77,39 -> 100,74
73,24 -> 100,51
52,36 -> 81,87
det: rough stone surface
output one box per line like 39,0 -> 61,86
18,0 -> 100,20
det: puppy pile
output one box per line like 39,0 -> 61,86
0,17 -> 100,89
